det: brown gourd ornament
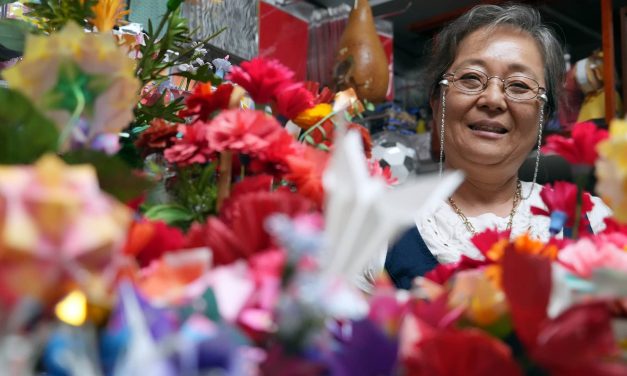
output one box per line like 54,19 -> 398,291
335,0 -> 389,103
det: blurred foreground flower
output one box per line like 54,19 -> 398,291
596,119 -> 627,223
2,22 -> 139,153
0,154 -> 131,305
543,121 -> 608,166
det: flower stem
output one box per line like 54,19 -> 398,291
58,82 -> 86,152
216,151 -> 233,212
571,173 -> 588,239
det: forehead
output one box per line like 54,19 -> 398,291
452,26 -> 545,80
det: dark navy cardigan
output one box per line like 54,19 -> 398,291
384,226 -> 439,289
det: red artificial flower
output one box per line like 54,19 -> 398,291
185,191 -> 313,265
303,81 -> 335,104
349,123 -> 373,159
274,83 -> 315,120
502,248 -> 627,374
424,255 -> 488,285
206,109 -> 286,156
530,181 -> 594,233
134,118 -> 179,156
164,122 -> 214,166
284,146 -> 330,208
404,328 -> 523,376
471,228 -> 512,261
542,121 -> 609,166
226,57 -> 295,104
123,220 -> 186,267
178,83 -> 235,121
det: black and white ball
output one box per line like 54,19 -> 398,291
372,135 -> 417,184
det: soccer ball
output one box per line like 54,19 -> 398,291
372,134 -> 418,184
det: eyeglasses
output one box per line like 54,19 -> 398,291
443,67 -> 546,101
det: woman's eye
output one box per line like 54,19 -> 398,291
508,81 -> 531,90
459,74 -> 482,81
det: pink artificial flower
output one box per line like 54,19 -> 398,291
557,236 -> 627,278
164,122 -> 214,166
226,57 -> 295,104
542,121 -> 609,166
206,109 -> 286,156
367,160 -> 397,185
530,181 -> 594,233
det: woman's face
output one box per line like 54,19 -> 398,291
434,26 -> 546,176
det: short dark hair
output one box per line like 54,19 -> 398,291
426,3 -> 565,114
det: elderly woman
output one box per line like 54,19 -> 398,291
361,4 -> 611,291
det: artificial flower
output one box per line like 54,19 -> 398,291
0,155 -> 131,304
542,121 -> 609,166
471,228 -> 511,261
292,103 -> 333,129
447,269 -> 508,327
2,22 -> 139,150
403,328 -> 522,376
226,57 -> 295,104
206,109 -> 288,156
531,181 -> 595,234
557,236 -> 627,278
185,191 -> 313,265
91,0 -> 130,32
596,119 -> 627,223
274,83 -> 315,120
367,159 -> 397,185
135,118 -> 179,156
124,219 -> 186,267
164,122 -> 214,166
178,83 -> 245,121
284,146 -> 330,208
304,81 -> 334,104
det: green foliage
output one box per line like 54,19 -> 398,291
135,94 -> 186,126
24,0 -> 97,33
143,203 -> 195,227
0,18 -> 32,56
62,149 -> 154,202
142,162 -> 219,229
135,8 -> 225,87
0,88 -> 59,164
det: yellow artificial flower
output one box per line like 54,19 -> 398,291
596,119 -> 627,222
91,0 -> 130,32
292,103 -> 333,129
2,22 -> 139,148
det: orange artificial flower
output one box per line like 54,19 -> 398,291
91,0 -> 130,32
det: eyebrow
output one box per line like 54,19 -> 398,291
453,58 -> 540,79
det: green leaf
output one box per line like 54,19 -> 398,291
143,203 -> 195,226
0,1 -> 15,5
364,100 -> 375,112
0,18 -> 31,53
0,88 -> 59,164
62,150 -> 154,202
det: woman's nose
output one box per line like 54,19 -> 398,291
477,79 -> 507,111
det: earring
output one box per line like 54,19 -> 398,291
438,79 -> 448,176
523,96 -> 546,200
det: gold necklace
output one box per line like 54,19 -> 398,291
448,180 -> 522,236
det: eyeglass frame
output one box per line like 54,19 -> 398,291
442,67 -> 547,101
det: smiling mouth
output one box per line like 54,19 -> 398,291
468,124 -> 508,134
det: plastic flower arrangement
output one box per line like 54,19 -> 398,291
0,1 -> 626,375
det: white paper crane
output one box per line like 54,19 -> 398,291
321,127 -> 464,281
